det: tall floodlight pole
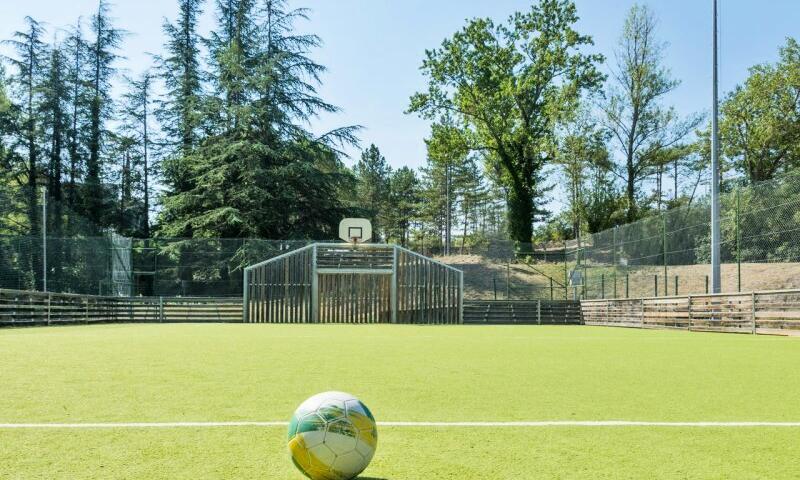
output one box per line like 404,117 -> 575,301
710,0 -> 721,293
42,188 -> 47,293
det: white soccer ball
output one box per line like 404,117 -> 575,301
287,391 -> 378,480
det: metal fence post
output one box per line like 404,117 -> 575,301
42,188 -> 47,293
737,186 -> 742,292
687,294 -> 693,329
626,273 -> 629,298
601,274 -> 605,299
537,299 -> 541,325
674,276 -> 679,296
579,265 -> 584,299
242,268 -> 250,323
563,240 -> 569,301
391,246 -> 398,324
612,226 -> 617,300
751,291 -> 757,334
506,262 -> 511,300
311,245 -> 319,324
159,296 -> 164,323
662,213 -> 668,296
459,271 -> 464,324
654,275 -> 658,297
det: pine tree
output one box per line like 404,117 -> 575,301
41,39 -> 71,252
159,0 -> 358,239
64,19 -> 89,209
120,71 -> 154,237
85,1 -> 124,227
157,0 -> 203,157
4,17 -> 47,236
453,156 -> 485,253
385,167 -> 419,246
353,144 -> 391,240
0,64 -> 14,191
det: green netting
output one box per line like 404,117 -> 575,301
548,172 -> 800,300
0,185 -> 317,296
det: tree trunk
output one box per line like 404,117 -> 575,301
507,181 -> 534,244
626,165 -> 637,222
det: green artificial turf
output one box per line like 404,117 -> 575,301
0,324 -> 798,479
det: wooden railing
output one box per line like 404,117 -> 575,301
0,289 -> 242,326
582,289 -> 800,335
463,300 -> 582,325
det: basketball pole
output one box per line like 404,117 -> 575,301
710,0 -> 721,294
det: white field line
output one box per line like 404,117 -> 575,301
1,421 -> 800,429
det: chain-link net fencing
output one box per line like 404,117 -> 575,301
5,171 -> 800,300
530,172 -> 800,300
0,184 -> 318,297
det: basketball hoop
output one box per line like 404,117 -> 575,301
339,218 -> 372,245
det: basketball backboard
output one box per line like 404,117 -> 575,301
339,218 -> 372,243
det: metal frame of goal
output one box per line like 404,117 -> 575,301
242,243 -> 464,324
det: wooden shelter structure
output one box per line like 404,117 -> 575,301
243,244 -> 464,324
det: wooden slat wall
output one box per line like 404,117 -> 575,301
245,244 -> 465,324
0,289 -> 239,326
247,247 -> 313,324
318,273 -> 391,324
582,289 -> 800,335
396,249 -> 461,324
463,300 -> 582,325
161,297 -> 242,323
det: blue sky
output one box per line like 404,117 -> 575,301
1,0 -> 797,174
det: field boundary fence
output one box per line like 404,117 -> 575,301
523,171 -> 800,300
0,288 -> 242,326
582,288 -> 800,336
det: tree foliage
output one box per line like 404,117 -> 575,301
158,0 -> 359,239
720,37 -> 800,183
602,4 -> 700,221
409,0 -> 604,243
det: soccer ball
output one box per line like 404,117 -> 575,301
287,391 -> 378,480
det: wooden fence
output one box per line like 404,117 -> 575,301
0,289 -> 242,326
243,243 -> 464,324
463,300 -> 582,325
582,289 -> 800,335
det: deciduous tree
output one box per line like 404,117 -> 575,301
409,0 -> 604,243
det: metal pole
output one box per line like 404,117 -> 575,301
459,271 -> 464,324
42,188 -> 47,293
311,245 -> 319,323
563,240 -> 569,300
710,0 -> 722,293
391,246 -> 398,324
736,185 -> 742,292
506,262 -> 510,300
445,162 -> 451,256
625,274 -> 629,298
242,268 -> 250,323
601,274 -> 605,300
612,226 -> 617,299
662,213 -> 668,296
